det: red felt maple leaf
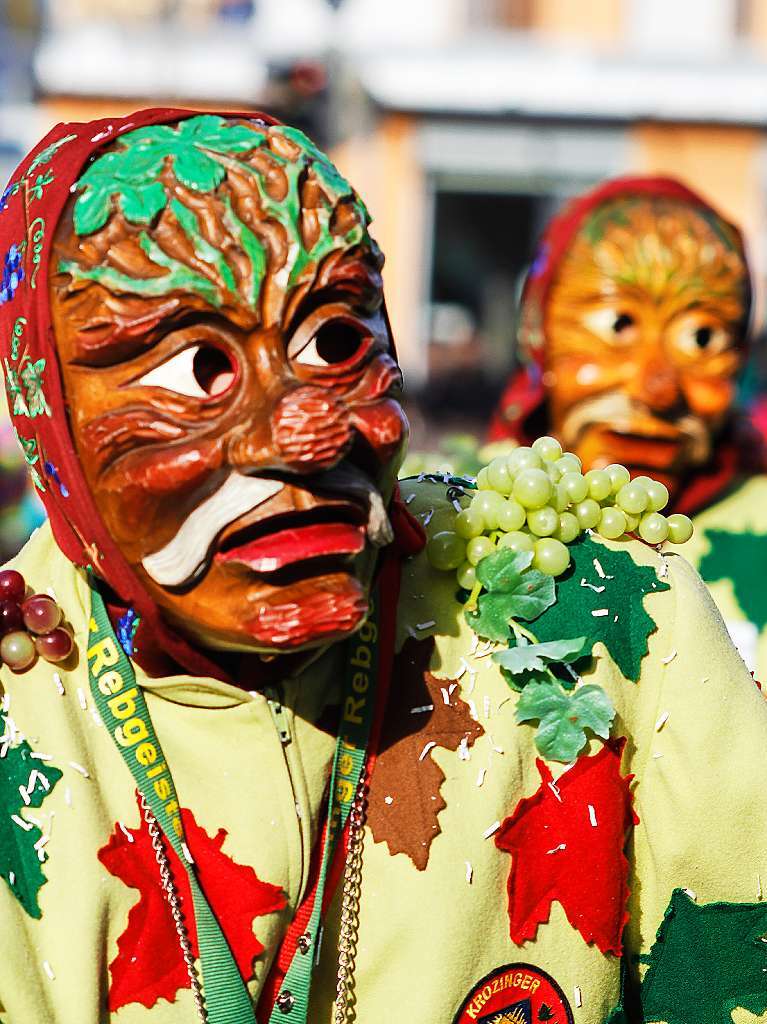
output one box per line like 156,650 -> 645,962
98,795 -> 286,1011
495,738 -> 637,956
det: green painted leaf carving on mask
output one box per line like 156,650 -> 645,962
64,116 -> 371,314
0,738 -> 63,917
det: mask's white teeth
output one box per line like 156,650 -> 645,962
366,488 -> 394,547
142,472 -> 284,587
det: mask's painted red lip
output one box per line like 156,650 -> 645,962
215,523 -> 366,573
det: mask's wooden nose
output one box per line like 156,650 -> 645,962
270,384 -> 353,470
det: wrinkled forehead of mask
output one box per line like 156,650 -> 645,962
558,194 -> 750,304
53,115 -> 378,352
518,176 -> 752,363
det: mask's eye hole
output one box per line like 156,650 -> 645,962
695,326 -> 712,348
137,344 -> 236,398
613,313 -> 634,334
294,321 -> 367,367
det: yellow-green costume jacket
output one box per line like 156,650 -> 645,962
687,476 -> 767,681
2,480 -> 767,1024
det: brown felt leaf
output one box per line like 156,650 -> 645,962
367,636 -> 484,869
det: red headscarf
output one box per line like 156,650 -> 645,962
488,176 -> 759,514
0,108 -> 421,680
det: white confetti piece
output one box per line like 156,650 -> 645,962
654,712 -> 669,732
588,804 -> 597,827
547,782 -> 562,802
422,508 -> 434,527
458,736 -> 470,761
415,620 -> 436,631
34,834 -> 50,861
1,693 -> 9,713
661,650 -> 677,665
384,795 -> 393,805
419,741 -> 436,761
482,820 -> 500,840
652,752 -> 663,759
18,784 -> 30,806
593,558 -> 606,578
404,493 -> 416,504
64,787 -> 72,807
455,659 -> 468,680
30,752 -> 52,761
53,673 -> 65,695
448,682 -> 457,696
68,761 -> 89,778
76,688 -> 87,711
683,888 -> 697,900
410,704 -> 434,715
483,695 -> 492,719
591,608 -> 609,617
476,767 -> 487,787
658,557 -> 669,579
440,687 -> 451,706
8,871 -> 14,885
43,960 -> 55,981
90,710 -> 103,727
574,986 -> 582,1008
452,499 -> 463,513
580,579 -> 605,593
758,874 -> 763,900
11,814 -> 34,832
465,668 -> 477,695
547,843 -> 567,855
118,822 -> 134,843
701,677 -> 709,684
181,842 -> 195,864
465,861 -> 473,883
468,699 -> 478,721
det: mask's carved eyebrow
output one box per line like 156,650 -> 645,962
71,295 -> 183,366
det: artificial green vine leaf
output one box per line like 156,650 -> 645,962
492,636 -> 588,675
515,679 -> 615,762
531,535 -> 669,682
466,549 -> 555,642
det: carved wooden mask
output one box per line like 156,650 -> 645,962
49,116 -> 408,652
542,195 -> 749,493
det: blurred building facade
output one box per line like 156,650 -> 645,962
1,0 -> 767,452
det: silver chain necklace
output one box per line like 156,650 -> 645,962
141,778 -> 368,1024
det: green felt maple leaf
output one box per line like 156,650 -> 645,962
466,549 -> 555,642
514,678 -> 615,762
641,888 -> 767,1024
698,529 -> 767,631
0,739 -> 63,917
531,536 -> 668,682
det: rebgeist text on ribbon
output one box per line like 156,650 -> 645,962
87,624 -> 183,839
332,602 -> 377,823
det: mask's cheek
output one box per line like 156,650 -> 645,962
681,374 -> 737,422
546,352 -> 628,428
95,438 -> 225,562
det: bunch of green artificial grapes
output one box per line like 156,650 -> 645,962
426,436 -> 694,587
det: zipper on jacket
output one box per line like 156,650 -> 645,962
265,686 -> 292,745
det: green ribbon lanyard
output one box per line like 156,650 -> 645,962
87,579 -> 378,1024
268,596 -> 379,1024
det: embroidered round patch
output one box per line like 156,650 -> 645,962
453,964 -> 574,1024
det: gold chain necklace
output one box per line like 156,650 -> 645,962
142,778 -> 369,1024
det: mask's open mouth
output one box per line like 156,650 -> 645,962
215,503 -> 367,574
